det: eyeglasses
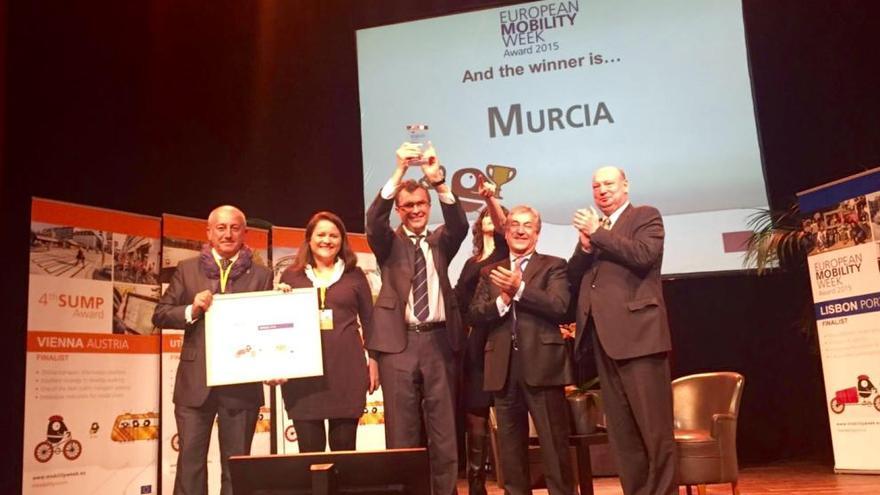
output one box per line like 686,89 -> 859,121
397,200 -> 430,211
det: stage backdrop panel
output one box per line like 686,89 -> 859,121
271,228 -> 386,453
357,0 -> 767,275
798,167 -> 880,473
159,214 -> 272,495
23,198 -> 161,495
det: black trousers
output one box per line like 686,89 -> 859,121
590,321 -> 677,495
292,418 -> 359,452
378,328 -> 458,495
493,347 -> 574,495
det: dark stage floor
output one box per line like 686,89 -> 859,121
462,461 -> 880,495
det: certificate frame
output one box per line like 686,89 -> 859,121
205,288 -> 323,386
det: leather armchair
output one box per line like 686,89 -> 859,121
673,372 -> 745,495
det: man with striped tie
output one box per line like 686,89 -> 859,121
365,142 -> 468,495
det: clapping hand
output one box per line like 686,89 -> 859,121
573,207 -> 601,252
489,266 -> 522,305
573,207 -> 601,235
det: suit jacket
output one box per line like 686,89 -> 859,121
152,255 -> 273,408
568,204 -> 671,360
469,253 -> 574,391
364,192 -> 468,354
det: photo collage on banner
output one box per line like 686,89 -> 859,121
270,227 -> 386,453
23,198 -> 161,494
158,214 -> 272,495
799,167 -> 880,472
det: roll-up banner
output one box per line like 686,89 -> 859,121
158,214 -> 272,494
270,228 -> 386,452
797,167 -> 880,473
24,198 -> 161,494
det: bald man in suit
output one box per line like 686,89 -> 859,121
153,205 -> 273,495
568,167 -> 676,495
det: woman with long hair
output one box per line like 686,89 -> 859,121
454,180 -> 508,495
279,211 -> 379,452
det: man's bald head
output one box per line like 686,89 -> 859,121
208,205 -> 246,226
593,166 -> 626,183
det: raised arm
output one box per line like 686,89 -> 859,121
367,144 -> 422,262
420,146 -> 467,260
479,179 -> 507,233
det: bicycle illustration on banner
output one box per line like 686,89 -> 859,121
829,374 -> 880,414
34,415 -> 82,463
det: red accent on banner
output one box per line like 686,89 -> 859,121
161,333 -> 184,353
348,233 -> 372,254
273,227 -> 306,248
27,331 -> 160,354
722,231 -> 751,253
248,228 -> 269,250
32,198 -> 159,237
162,215 -> 206,242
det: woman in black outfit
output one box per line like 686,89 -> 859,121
279,211 -> 379,452
455,181 -> 507,495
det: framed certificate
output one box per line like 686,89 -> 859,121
205,289 -> 323,386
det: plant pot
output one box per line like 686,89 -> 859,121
567,391 -> 600,435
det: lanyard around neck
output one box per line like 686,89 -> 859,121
215,258 -> 235,293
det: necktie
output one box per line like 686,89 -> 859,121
411,236 -> 429,322
511,256 -> 526,349
218,258 -> 234,292
600,217 -> 612,230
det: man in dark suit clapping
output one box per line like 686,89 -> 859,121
469,205 -> 575,495
365,142 -> 467,495
568,166 -> 676,495
152,205 -> 273,495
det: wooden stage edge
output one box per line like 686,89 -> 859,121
464,461 -> 880,495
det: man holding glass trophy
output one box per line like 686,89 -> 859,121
365,125 -> 468,495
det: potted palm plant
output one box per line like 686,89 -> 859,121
742,204 -> 810,274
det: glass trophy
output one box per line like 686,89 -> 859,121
406,124 -> 430,150
406,124 -> 430,166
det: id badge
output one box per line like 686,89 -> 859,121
319,309 -> 334,330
